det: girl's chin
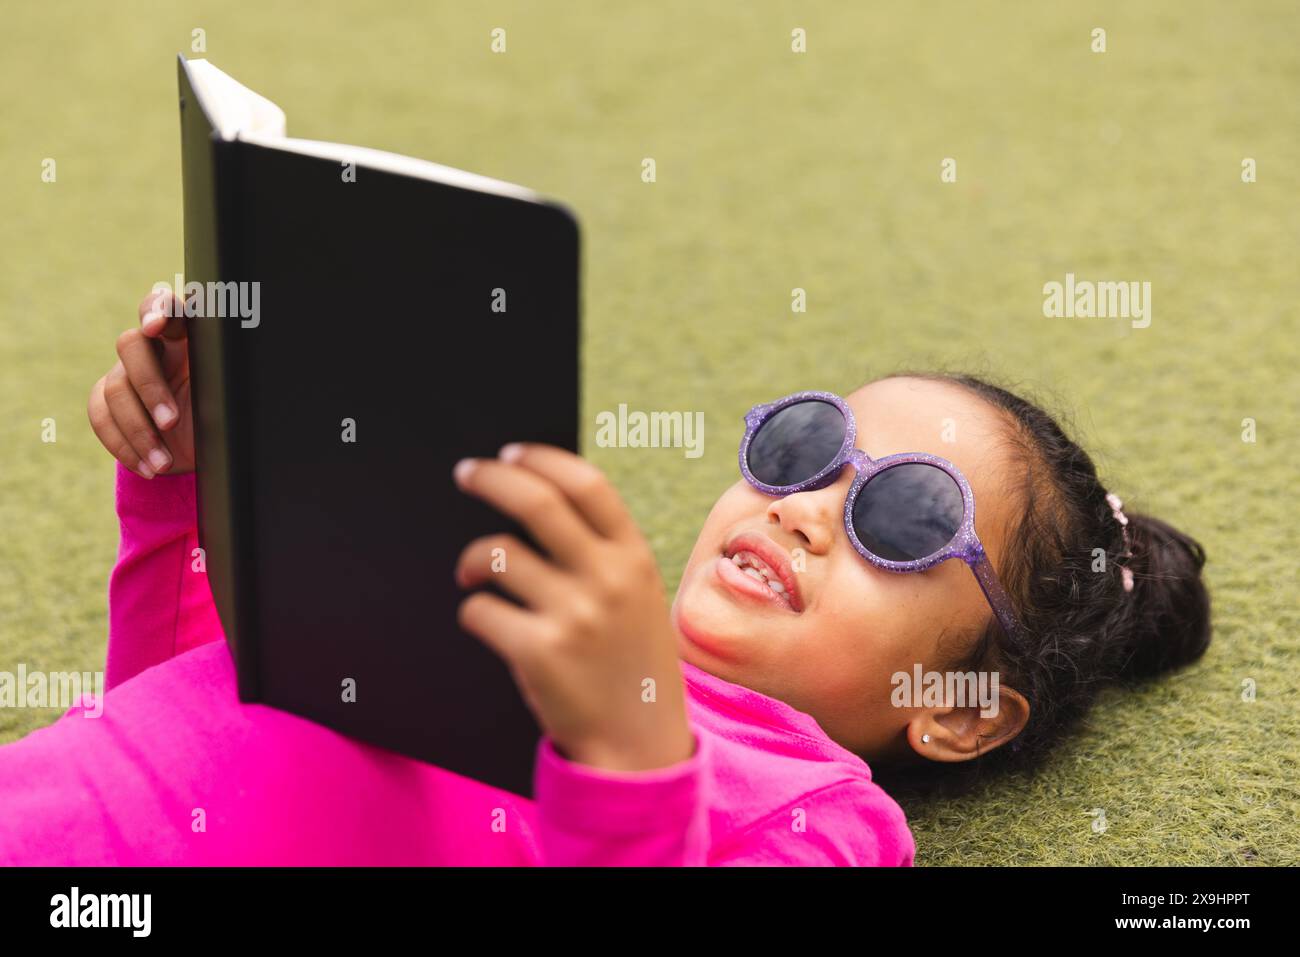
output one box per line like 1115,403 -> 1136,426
671,586 -> 750,664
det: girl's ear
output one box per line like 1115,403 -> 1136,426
908,686 -> 1030,762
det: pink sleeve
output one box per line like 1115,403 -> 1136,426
533,731 -> 711,866
533,732 -> 914,866
105,462 -> 224,690
706,780 -> 916,866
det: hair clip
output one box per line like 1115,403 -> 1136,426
1105,492 -> 1135,593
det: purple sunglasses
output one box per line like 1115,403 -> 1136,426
738,390 -> 1025,643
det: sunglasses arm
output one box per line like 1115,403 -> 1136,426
969,551 -> 1026,644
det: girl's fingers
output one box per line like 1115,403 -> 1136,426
456,591 -> 550,666
453,458 -> 599,570
455,534 -> 570,611
496,443 -> 639,542
116,328 -> 179,430
138,289 -> 189,341
102,364 -> 172,476
88,375 -> 152,478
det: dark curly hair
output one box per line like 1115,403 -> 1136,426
875,371 -> 1212,788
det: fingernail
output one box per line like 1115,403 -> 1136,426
137,461 -> 155,479
154,404 -> 176,427
148,449 -> 170,472
498,443 -> 524,463
453,458 -> 477,485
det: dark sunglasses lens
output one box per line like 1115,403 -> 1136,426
746,400 -> 847,487
852,463 -> 964,562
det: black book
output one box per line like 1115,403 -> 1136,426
176,55 -> 580,797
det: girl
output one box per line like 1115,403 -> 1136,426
0,290 -> 1211,865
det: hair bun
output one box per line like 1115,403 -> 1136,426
1113,512 -> 1212,680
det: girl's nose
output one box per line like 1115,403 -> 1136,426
764,480 -> 845,555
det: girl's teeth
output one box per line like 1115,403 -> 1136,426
729,550 -> 789,602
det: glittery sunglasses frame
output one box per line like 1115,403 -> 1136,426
738,390 -> 1025,643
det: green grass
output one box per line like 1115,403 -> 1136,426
1,1 -> 1297,865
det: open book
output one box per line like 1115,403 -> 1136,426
177,55 -> 581,797
184,58 -> 542,202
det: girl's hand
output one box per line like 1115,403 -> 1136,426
453,444 -> 695,773
87,290 -> 194,478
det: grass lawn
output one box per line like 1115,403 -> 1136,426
0,0 -> 1296,864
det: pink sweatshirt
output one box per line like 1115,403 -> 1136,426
0,463 -> 915,866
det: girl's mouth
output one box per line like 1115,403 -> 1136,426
714,533 -> 804,613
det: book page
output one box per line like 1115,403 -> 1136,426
186,57 -> 537,201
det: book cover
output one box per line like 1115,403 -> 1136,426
176,55 -> 580,797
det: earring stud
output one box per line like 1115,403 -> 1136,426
921,734 -> 931,744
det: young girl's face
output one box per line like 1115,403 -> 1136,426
671,376 -> 1027,761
